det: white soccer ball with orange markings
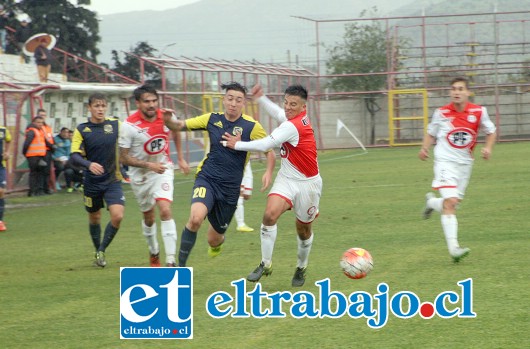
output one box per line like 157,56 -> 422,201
340,247 -> 373,279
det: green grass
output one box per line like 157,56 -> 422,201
1,143 -> 529,348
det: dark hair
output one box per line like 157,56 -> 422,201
36,108 -> 46,114
133,84 -> 159,101
32,116 -> 44,122
450,77 -> 469,89
285,84 -> 308,101
88,93 -> 107,105
221,81 -> 248,96
60,127 -> 70,132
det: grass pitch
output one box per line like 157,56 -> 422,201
1,142 -> 529,348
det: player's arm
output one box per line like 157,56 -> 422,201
418,109 -> 440,161
222,122 -> 296,152
261,150 -> 275,192
119,147 -> 166,174
171,129 -> 190,174
162,109 -> 186,131
480,107 -> 497,160
70,128 -> 104,175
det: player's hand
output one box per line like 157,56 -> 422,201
221,132 -> 241,149
2,152 -> 10,160
161,109 -> 182,130
481,147 -> 492,160
147,162 -> 167,174
178,158 -> 190,175
260,172 -> 272,192
250,84 -> 264,100
418,147 -> 429,161
88,162 -> 104,175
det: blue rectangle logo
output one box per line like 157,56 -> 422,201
120,267 -> 193,339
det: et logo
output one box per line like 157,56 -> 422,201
120,268 -> 193,339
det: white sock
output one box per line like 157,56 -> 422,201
441,214 -> 459,253
428,197 -> 444,213
260,224 -> 277,267
235,196 -> 245,227
142,220 -> 159,255
161,219 -> 177,264
297,233 -> 314,269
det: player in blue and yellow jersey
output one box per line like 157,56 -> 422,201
0,124 -> 11,231
164,82 -> 276,267
70,93 -> 125,268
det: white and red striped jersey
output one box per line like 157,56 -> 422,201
234,96 -> 319,180
428,102 -> 496,164
118,109 -> 174,179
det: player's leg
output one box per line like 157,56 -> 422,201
0,167 -> 7,231
96,183 -> 125,266
206,200 -> 238,257
438,163 -> 472,262
235,162 -> 253,232
247,194 -> 291,282
157,199 -> 178,266
178,179 -> 212,267
291,176 -> 321,286
142,208 -> 160,267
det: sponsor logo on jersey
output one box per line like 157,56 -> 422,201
446,127 -> 476,149
82,127 -> 91,133
280,145 -> 289,158
214,121 -> 223,128
144,135 -> 169,155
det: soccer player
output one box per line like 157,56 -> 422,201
235,161 -> 254,232
163,81 -> 276,267
419,77 -> 496,262
0,123 -> 11,231
70,93 -> 125,267
222,84 -> 322,287
119,84 -> 190,267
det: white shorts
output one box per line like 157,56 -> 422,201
240,162 -> 253,196
130,169 -> 174,212
432,160 -> 473,199
269,172 -> 322,224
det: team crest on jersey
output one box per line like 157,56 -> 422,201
233,127 -> 243,136
144,135 -> 169,155
280,145 -> 288,158
467,115 -> 477,123
104,124 -> 114,134
446,127 -> 476,149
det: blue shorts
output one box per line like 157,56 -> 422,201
84,181 -> 125,213
0,167 -> 5,188
191,177 -> 237,234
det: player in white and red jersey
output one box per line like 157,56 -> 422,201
223,84 -> 322,287
419,77 -> 496,263
119,84 -> 189,267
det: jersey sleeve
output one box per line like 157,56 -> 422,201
480,107 -> 496,135
118,122 -> 135,149
235,121 -> 297,152
184,113 -> 211,131
427,108 -> 442,137
257,96 -> 287,123
70,128 -> 84,154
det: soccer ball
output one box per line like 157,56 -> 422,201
340,247 -> 373,279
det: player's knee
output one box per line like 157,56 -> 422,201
443,197 -> 460,210
187,215 -> 204,231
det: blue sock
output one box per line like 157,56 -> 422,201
99,222 -> 119,252
89,223 -> 101,250
178,227 -> 197,267
0,198 -> 4,221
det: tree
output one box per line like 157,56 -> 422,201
111,41 -> 160,86
14,0 -> 100,60
326,8 -> 397,144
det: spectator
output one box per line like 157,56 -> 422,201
14,17 -> 31,64
0,122 -> 12,231
0,5 -> 10,53
34,108 -> 55,194
53,127 -> 74,192
22,116 -> 48,196
34,38 -> 51,83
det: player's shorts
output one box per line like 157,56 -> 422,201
269,172 -> 322,224
432,160 -> 473,200
240,162 -> 253,196
130,169 -> 174,212
84,181 -> 125,213
0,167 -> 6,188
191,176 -> 238,234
